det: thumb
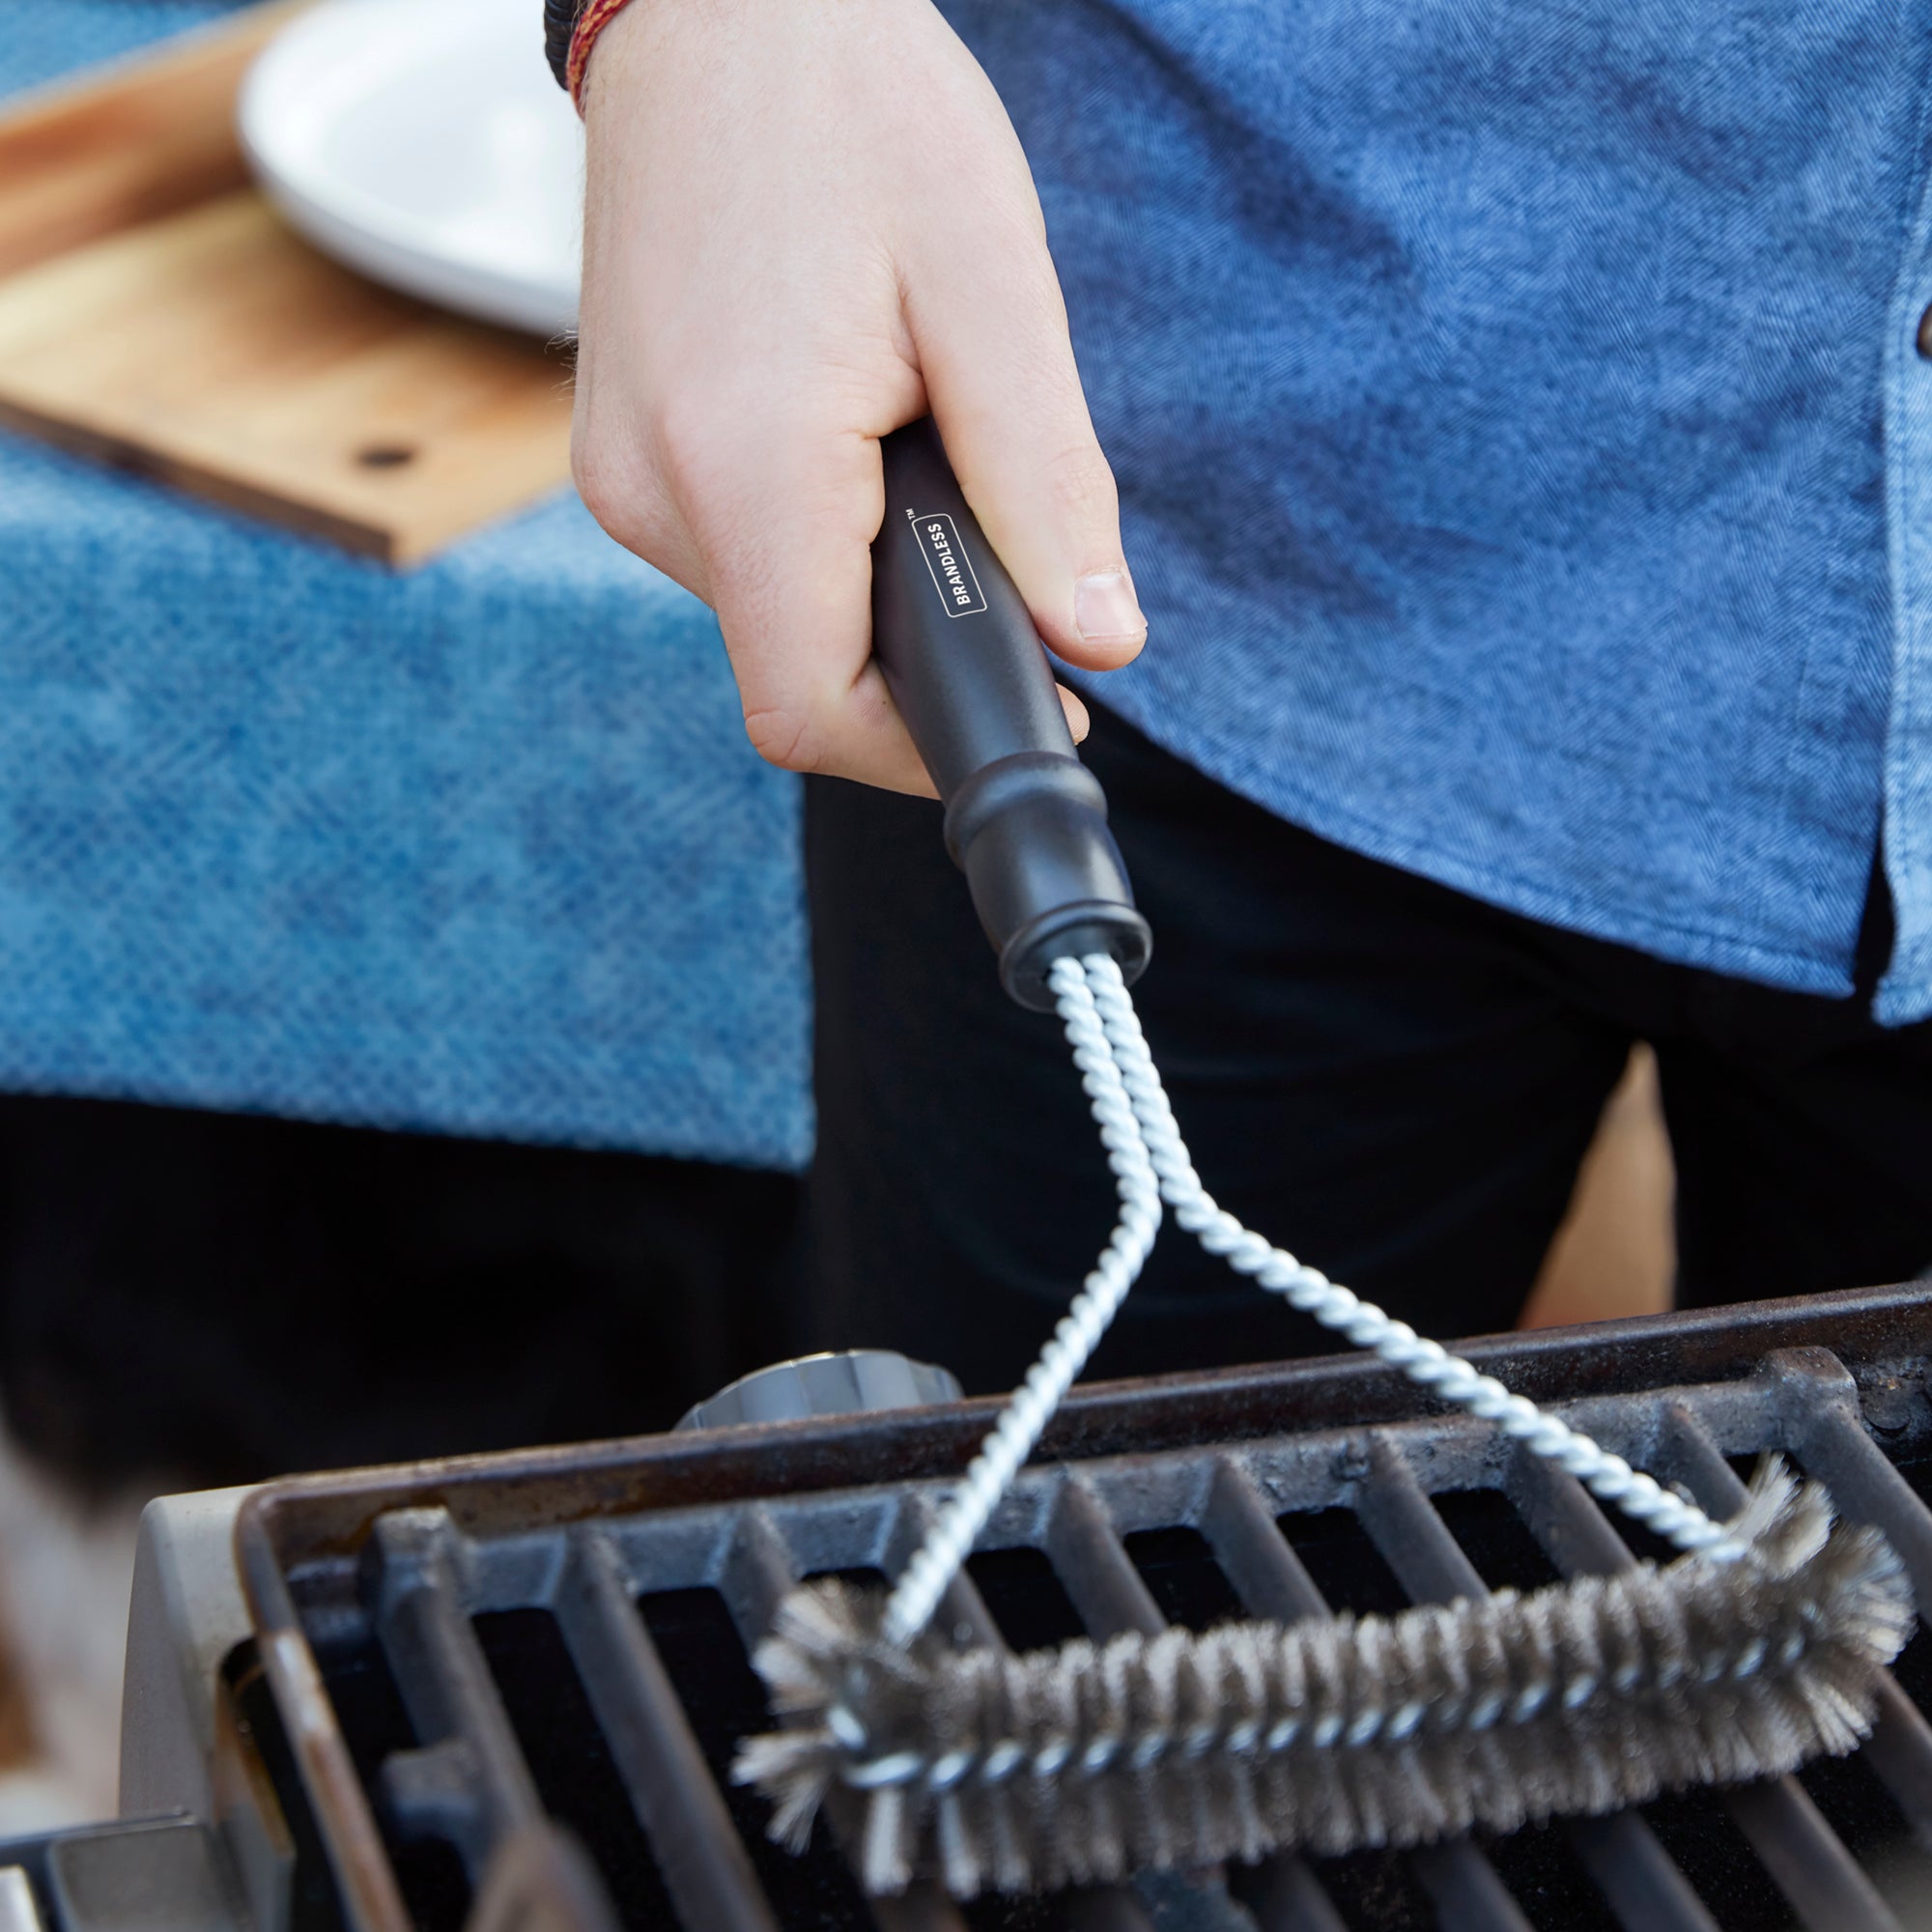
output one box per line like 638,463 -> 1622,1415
905,237 -> 1146,673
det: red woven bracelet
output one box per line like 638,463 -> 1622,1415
566,0 -> 634,109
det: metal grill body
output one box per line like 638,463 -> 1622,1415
232,1284 -> 1932,1932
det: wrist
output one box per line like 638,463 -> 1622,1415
572,0 -> 637,106
547,0 -> 657,111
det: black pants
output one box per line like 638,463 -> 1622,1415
800,702 -> 1932,1395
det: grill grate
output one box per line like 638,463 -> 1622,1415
235,1286 -> 1932,1932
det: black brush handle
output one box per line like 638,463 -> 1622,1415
870,417 -> 1151,1010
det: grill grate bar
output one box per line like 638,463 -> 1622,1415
1352,1435 -> 1719,1932
893,1494 -> 1008,1651
1509,1419 -> 1907,1932
1352,1437 -> 1700,1932
724,1505 -> 799,1634
1405,1846 -> 1535,1932
1201,1459 -> 1328,1624
1766,1350 -> 1932,1613
920,1511 -> 1168,1932
717,1511 -> 965,1932
1350,1435 -> 1492,1603
1047,1480 -> 1261,1931
1047,1479 -> 1168,1637
1761,1355 -> 1932,1836
555,1524 -> 781,1932
368,1510 -> 545,1880
1201,1444 -> 1534,1931
1336,1440 -> 1528,1932
1653,1402 -> 1907,1932
1851,1683 -> 1932,1847
1719,1784 -> 1902,1932
1497,1438 -> 1634,1579
1228,1854 -> 1350,1932
1198,1457 -> 1393,1930
231,1292 -> 1932,1932
867,1887 -> 980,1931
1065,1892 -> 1161,1932
1560,1816 -> 1721,1932
867,1535 -> 1008,1931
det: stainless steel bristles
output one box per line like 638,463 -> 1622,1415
733,1463 -> 1912,1898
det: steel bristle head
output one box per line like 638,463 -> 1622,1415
729,1463 -> 1915,1898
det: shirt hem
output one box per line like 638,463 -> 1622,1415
1109,705 -> 1860,1002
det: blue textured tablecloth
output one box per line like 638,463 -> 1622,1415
0,4 -> 811,1168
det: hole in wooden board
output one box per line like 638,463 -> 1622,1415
355,443 -> 417,469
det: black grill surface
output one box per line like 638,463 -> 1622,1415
235,1284 -> 1932,1932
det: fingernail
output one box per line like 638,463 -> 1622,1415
1075,570 -> 1146,643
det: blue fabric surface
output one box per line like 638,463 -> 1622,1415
0,9 -> 811,1166
15,0 -> 1932,1167
0,0 -> 242,95
948,0 -> 1932,1017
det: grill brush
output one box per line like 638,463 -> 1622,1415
733,418 -> 1915,1897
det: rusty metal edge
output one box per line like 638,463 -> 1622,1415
236,1281 -> 1932,1580
231,1279 -> 1932,1931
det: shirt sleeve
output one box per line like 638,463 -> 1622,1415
543,0 -> 577,90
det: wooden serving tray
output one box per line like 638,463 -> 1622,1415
0,5 -> 575,563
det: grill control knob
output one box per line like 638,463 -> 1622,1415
675,1350 -> 963,1432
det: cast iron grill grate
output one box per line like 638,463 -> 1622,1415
236,1285 -> 1932,1932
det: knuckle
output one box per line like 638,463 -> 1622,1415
650,387 -> 743,509
572,429 -> 664,554
742,704 -> 827,775
1037,438 -> 1120,531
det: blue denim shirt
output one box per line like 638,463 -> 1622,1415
944,1 -> 1932,1020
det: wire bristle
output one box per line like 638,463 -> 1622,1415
731,1463 -> 1914,1897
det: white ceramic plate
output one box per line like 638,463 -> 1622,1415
239,0 -> 582,336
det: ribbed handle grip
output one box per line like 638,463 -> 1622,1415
868,419 -> 1151,1009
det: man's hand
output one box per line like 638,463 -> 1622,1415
572,0 -> 1145,794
